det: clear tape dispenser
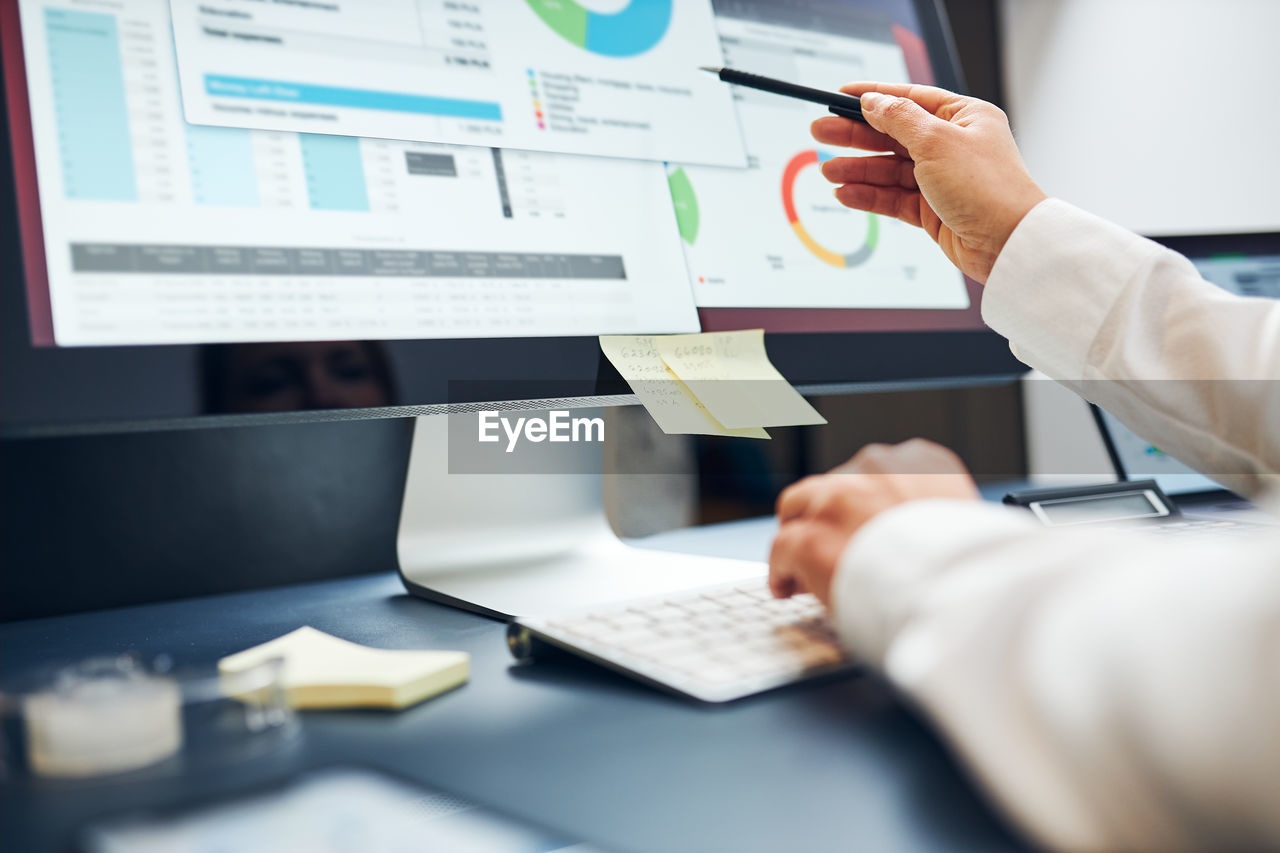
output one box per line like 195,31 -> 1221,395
1,653 -> 297,783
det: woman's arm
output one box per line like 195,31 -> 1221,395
983,198 -> 1280,497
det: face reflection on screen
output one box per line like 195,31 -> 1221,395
199,341 -> 398,414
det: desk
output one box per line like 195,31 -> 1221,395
0,517 -> 1021,852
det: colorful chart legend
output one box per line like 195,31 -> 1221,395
528,69 -> 545,130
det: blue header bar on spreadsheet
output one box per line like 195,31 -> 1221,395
203,75 -> 504,122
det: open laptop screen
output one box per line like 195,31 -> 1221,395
1096,408 -> 1222,497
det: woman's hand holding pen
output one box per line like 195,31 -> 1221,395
813,83 -> 1047,284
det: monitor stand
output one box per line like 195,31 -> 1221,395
397,412 -> 764,620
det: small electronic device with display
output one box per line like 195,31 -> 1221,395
1003,480 -> 1175,527
1003,479 -> 1267,540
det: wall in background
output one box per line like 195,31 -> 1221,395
1000,0 -> 1280,235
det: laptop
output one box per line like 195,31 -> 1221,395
1090,231 -> 1280,525
1092,406 -> 1276,525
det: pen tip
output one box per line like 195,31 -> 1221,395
699,66 -> 721,74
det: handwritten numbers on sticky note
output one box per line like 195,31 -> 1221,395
599,335 -> 769,438
654,330 -> 827,429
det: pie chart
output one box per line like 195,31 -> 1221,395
524,0 -> 673,58
782,149 -> 878,268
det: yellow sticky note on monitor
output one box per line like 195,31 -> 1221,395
218,626 -> 469,710
655,330 -> 827,430
599,335 -> 769,439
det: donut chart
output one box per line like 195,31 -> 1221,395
524,0 -> 673,58
782,150 -> 878,268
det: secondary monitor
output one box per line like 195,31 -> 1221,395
0,0 -> 1021,436
1094,232 -> 1280,498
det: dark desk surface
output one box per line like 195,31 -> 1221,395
0,516 -> 1022,853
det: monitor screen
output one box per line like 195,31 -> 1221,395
0,0 -> 1019,434
1098,408 -> 1221,497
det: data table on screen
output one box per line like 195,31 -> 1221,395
44,8 -> 138,202
15,0 -> 700,347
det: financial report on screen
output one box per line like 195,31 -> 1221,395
17,0 -> 699,345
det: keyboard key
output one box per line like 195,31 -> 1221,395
600,628 -> 664,649
638,605 -> 690,624
690,614 -> 737,633
650,621 -> 694,639
725,607 -> 769,625
699,630 -> 747,652
607,612 -> 652,631
700,588 -> 754,605
629,637 -> 702,661
556,620 -> 614,640
671,597 -> 721,616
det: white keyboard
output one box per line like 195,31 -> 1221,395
1140,517 -> 1265,539
507,581 -> 856,703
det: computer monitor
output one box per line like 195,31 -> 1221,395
0,0 -> 1021,616
0,0 -> 1018,436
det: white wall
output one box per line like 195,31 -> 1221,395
1000,0 -> 1280,235
1021,371 -> 1113,484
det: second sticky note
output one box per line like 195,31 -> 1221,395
655,330 -> 827,430
599,335 -> 770,438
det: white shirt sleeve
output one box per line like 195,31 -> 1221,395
982,197 -> 1280,497
832,500 -> 1280,851
829,199 -> 1280,850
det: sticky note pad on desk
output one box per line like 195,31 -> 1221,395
599,335 -> 769,439
655,330 -> 827,429
218,627 -> 469,710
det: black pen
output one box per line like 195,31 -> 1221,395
700,66 -> 865,123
